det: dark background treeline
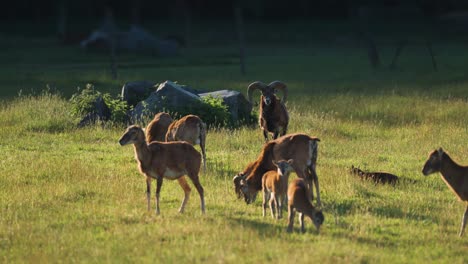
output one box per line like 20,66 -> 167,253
4,0 -> 468,22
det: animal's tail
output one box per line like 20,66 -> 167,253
199,121 -> 207,173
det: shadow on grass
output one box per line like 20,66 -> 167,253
330,230 -> 400,249
225,216 -> 284,237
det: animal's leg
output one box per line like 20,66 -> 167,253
299,212 -> 305,233
313,175 -> 321,207
459,205 -> 468,237
190,175 -> 205,214
262,189 -> 269,217
200,130 -> 207,174
177,177 -> 191,213
200,144 -> 207,174
277,194 -> 282,219
146,177 -> 151,211
309,165 -> 321,207
281,126 -> 287,137
273,131 -> 279,140
269,193 -> 276,219
263,130 -> 269,142
297,169 -> 314,202
287,205 -> 295,233
155,177 -> 163,215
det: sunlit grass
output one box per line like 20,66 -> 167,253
1,19 -> 468,263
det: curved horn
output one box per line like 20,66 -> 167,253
268,81 -> 288,103
247,81 -> 267,104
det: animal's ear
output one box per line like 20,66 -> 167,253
272,160 -> 278,166
437,148 -> 444,157
287,159 -> 294,165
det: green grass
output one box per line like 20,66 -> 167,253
1,19 -> 468,263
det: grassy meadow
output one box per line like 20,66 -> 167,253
0,19 -> 467,263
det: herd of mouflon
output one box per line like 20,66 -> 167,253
119,81 -> 468,236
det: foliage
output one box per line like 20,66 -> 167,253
198,95 -> 232,127
69,84 -> 129,124
152,94 -> 231,128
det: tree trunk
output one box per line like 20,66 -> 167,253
234,5 -> 246,75
110,36 -> 118,80
426,40 -> 437,71
363,32 -> 381,69
389,40 -> 407,70
57,0 -> 68,41
131,0 -> 141,25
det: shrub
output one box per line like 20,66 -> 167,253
156,95 -> 231,128
69,84 -> 129,124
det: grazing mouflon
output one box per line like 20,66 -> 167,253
233,133 -> 321,206
287,178 -> 324,233
166,114 -> 207,173
145,112 -> 173,143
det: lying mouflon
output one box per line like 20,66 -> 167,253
349,165 -> 399,185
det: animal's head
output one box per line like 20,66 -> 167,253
233,173 -> 257,204
312,210 -> 325,233
119,125 -> 145,146
247,81 -> 288,106
349,165 -> 363,176
233,173 -> 245,199
273,159 -> 294,176
422,148 -> 444,176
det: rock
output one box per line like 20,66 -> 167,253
81,24 -> 179,56
121,81 -> 156,107
130,80 -> 203,122
199,90 -> 252,122
179,85 -> 207,95
78,96 -> 111,127
124,25 -> 178,56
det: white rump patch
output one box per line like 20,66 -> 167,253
307,141 -> 313,166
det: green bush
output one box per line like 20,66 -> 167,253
69,84 -> 129,124
70,84 -> 255,128
156,95 -> 231,128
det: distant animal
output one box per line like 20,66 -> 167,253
119,125 -> 205,215
422,148 -> 468,237
145,112 -> 173,143
287,178 -> 324,233
233,133 -> 321,206
247,81 -> 289,142
349,165 -> 399,185
262,159 -> 294,219
166,114 -> 207,173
